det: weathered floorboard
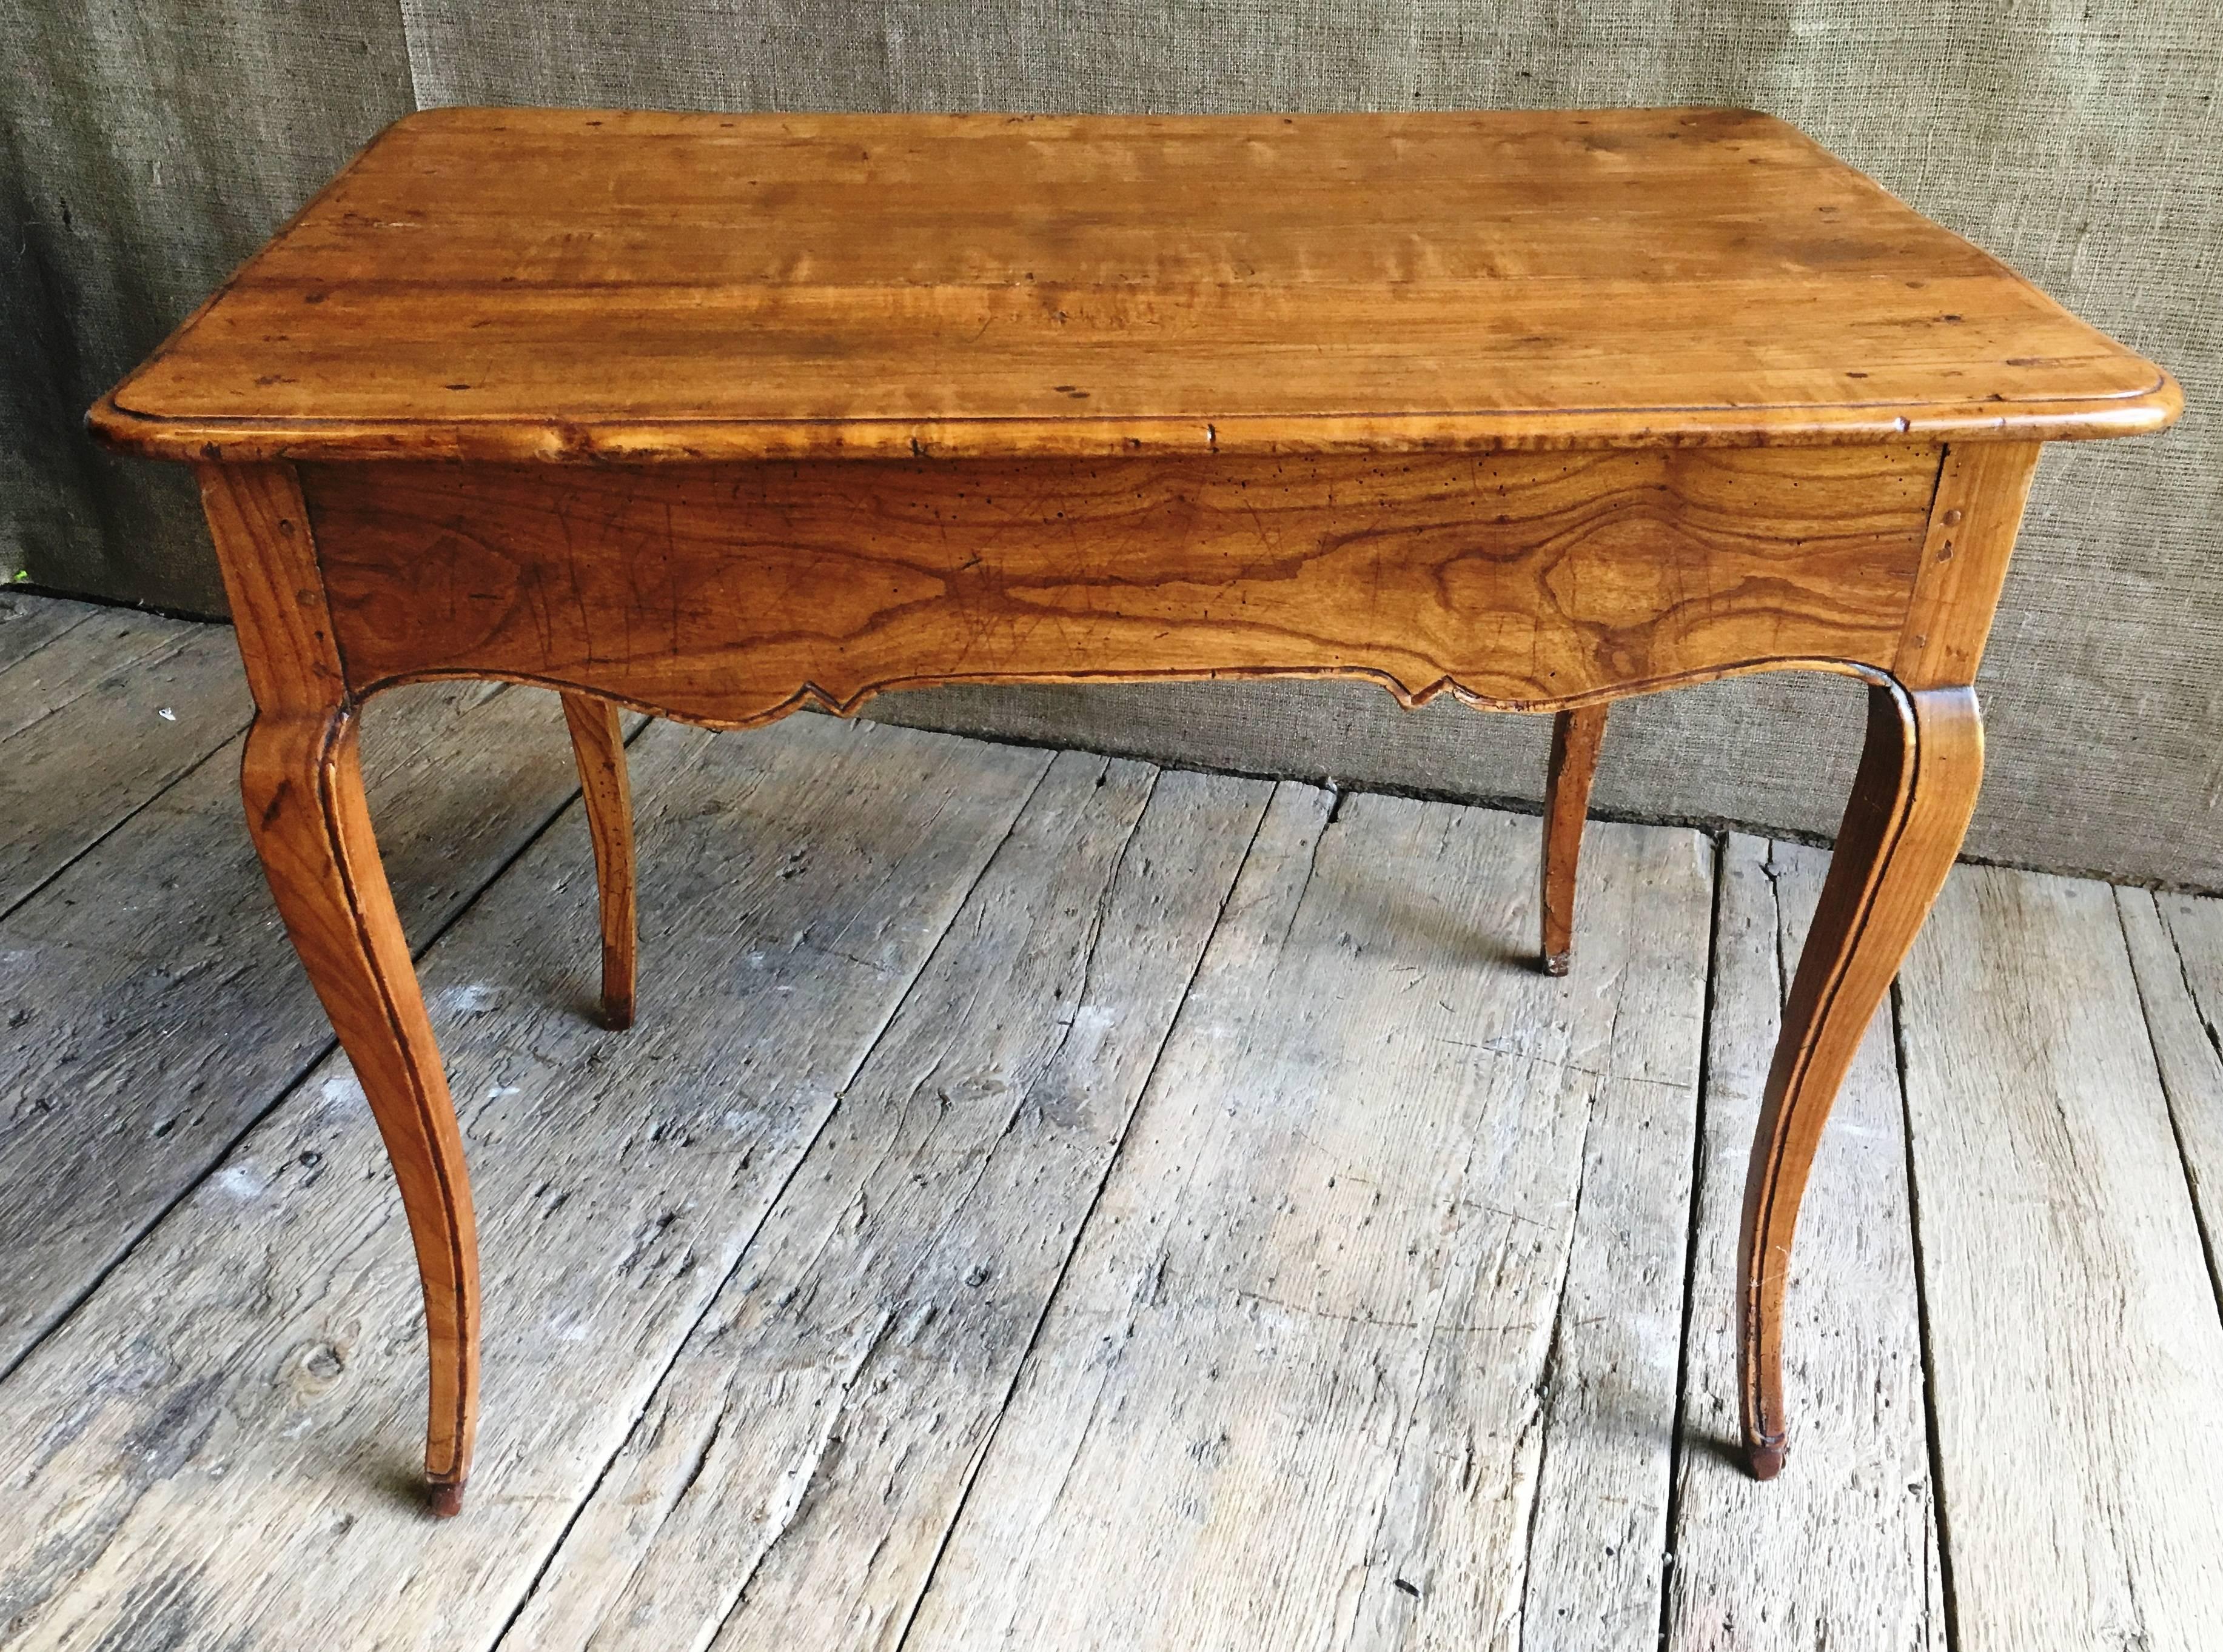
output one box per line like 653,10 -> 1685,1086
3,614 -> 2220,1651
0,715 -> 1048,1651
505,756 -> 1272,1651
1667,837 -> 1943,1650
0,606 -> 206,751
2119,888 -> 2223,1307
1899,868 -> 2223,1651
0,594 -> 98,674
0,617 -> 251,914
902,797 -> 1712,1651
1487,823 -> 1711,1651
0,594 -> 100,700
0,681 -> 642,1374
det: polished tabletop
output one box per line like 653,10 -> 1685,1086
90,107 -> 2176,463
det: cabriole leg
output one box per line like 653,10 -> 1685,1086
203,461 -> 483,1516
561,693 -> 638,1029
1737,681 -> 1982,1479
1540,704 -> 1609,975
241,708 -> 481,1514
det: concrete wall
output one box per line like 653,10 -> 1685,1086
7,2 -> 2216,885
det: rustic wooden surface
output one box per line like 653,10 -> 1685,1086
0,594 -> 96,675
86,109 -> 2177,462
2119,889 -> 2223,1306
508,755 -> 1271,1650
3,595 -> 2221,1648
1899,872 -> 2223,1651
0,609 -> 251,914
904,800 -> 1711,1651
302,447 -> 1940,722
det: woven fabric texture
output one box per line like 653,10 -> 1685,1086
5,2 -> 2216,884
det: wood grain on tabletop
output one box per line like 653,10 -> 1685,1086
86,107 -> 2177,461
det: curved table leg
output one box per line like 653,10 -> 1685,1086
1540,704 -> 1609,975
560,693 -> 638,1030
1737,681 -> 1982,1478
242,709 -> 481,1516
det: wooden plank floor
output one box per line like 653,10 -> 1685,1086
2,591 -> 2220,1651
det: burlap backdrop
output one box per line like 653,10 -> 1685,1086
5,2 -> 2216,885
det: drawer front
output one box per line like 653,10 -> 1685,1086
304,446 -> 1937,724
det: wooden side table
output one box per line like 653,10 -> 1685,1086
89,107 -> 2178,1516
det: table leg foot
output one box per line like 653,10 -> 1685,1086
1746,1434 -> 1787,1480
1540,704 -> 1608,973
1736,681 -> 1982,1478
562,692 -> 639,1030
426,1477 -> 468,1519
